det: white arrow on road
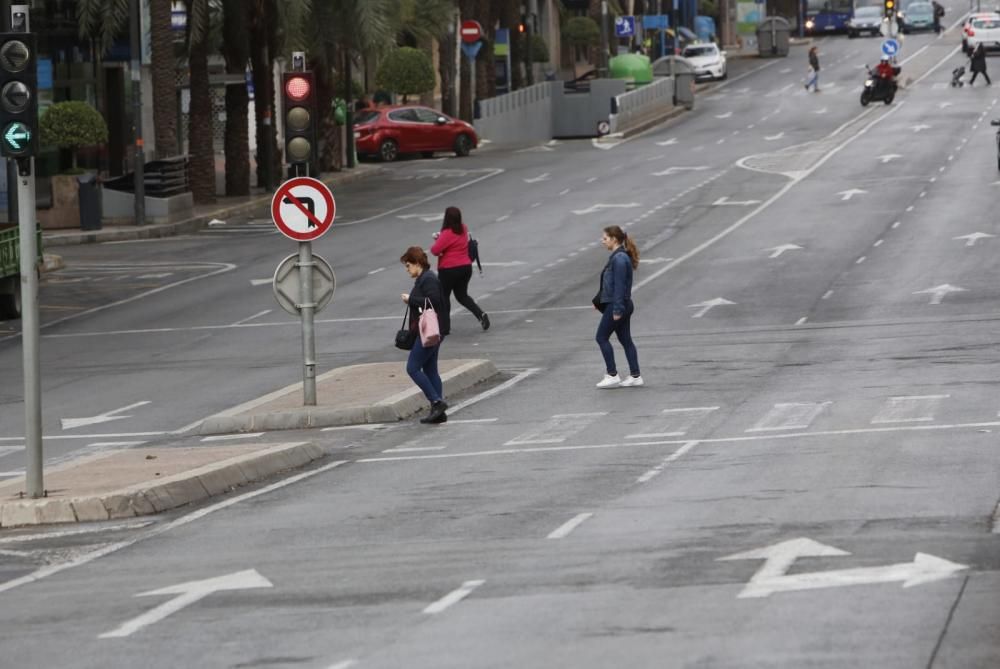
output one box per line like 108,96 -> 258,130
718,537 -> 966,599
713,196 -> 761,206
764,132 -> 785,141
715,111 -> 733,119
765,244 -> 803,258
572,203 -> 641,215
480,261 -> 527,267
953,232 -> 995,247
61,401 -> 151,430
877,153 -> 902,163
100,569 -> 273,639
651,166 -> 711,176
397,214 -> 442,223
837,188 -> 868,201
914,284 -> 967,305
687,297 -> 735,318
655,137 -> 678,146
911,124 -> 931,132
523,173 -> 551,184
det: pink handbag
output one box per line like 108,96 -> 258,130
419,298 -> 441,347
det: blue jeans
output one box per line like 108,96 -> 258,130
407,336 -> 443,403
596,300 -> 639,377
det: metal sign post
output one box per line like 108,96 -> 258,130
270,177 -> 336,406
17,156 -> 40,497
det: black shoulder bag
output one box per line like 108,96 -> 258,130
394,305 -> 417,350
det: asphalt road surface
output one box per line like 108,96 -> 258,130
1,22 -> 999,668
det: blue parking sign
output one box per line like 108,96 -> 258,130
615,15 -> 636,37
881,39 -> 900,56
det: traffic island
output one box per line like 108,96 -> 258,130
0,441 -> 324,528
199,359 -> 499,435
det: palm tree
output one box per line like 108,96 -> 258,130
149,0 -> 179,158
393,0 -> 457,106
186,0 -> 215,204
221,0 -> 250,195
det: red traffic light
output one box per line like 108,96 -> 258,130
285,75 -> 311,102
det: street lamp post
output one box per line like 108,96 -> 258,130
130,0 -> 145,226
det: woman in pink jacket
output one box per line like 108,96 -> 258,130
430,207 -> 490,330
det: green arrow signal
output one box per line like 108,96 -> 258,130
4,123 -> 29,150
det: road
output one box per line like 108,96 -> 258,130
1,24 -> 999,668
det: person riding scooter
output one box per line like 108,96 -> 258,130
875,55 -> 896,91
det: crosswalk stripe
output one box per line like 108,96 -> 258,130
871,395 -> 949,424
746,402 -> 831,432
626,406 -> 719,439
505,412 -> 607,445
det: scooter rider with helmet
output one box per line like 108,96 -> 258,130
875,54 -> 896,93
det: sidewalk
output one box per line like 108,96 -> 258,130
0,358 -> 499,528
41,163 -> 384,247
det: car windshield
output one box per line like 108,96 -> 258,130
355,110 -> 379,125
855,7 -> 881,16
907,4 -> 932,15
683,46 -> 716,57
974,18 -> 1000,27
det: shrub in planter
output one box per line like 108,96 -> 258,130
563,16 -> 601,49
40,101 -> 108,173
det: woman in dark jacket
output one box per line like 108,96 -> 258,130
400,246 -> 451,423
595,226 -> 642,389
970,43 -> 991,86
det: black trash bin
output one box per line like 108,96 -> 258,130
77,174 -> 102,231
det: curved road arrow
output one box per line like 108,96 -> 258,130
765,244 -> 802,258
914,284 -> 966,305
953,232 -> 994,247
837,188 -> 867,201
687,297 -> 735,318
61,401 -> 151,430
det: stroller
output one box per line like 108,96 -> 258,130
951,66 -> 966,87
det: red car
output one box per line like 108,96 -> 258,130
354,105 -> 478,162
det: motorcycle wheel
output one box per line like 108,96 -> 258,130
883,91 -> 895,105
860,90 -> 871,106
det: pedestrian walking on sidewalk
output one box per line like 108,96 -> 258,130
400,246 -> 451,423
805,46 -> 820,92
430,206 -> 490,331
593,226 -> 643,389
970,43 -> 991,85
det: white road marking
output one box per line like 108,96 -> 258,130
0,460 -> 348,596
636,441 -> 699,483
547,512 -> 594,539
713,196 -> 761,206
423,580 -> 485,614
747,402 -> 831,432
765,244 -> 802,258
61,401 -> 152,430
821,290 -> 834,300
954,232 -> 994,247
0,521 -> 154,545
635,103 -> 904,293
100,569 -> 273,638
368,267 -> 386,275
573,203 -> 641,215
871,395 -> 949,424
914,284 -> 966,305
523,173 -> 550,183
327,661 -> 358,669
383,446 -> 447,453
506,412 -> 607,445
230,310 -> 271,326
250,278 -> 272,286
446,368 -> 540,416
687,297 -> 735,318
651,165 -> 711,176
796,317 -> 808,325
627,407 -> 719,439
837,188 -> 867,201
201,433 -> 265,442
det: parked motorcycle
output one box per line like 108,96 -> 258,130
860,65 -> 899,106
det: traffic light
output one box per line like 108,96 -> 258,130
518,14 -> 527,33
281,70 -> 317,172
0,32 -> 37,159
884,0 -> 895,17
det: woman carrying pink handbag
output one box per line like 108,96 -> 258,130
400,246 -> 451,424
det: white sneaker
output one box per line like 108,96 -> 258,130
620,375 -> 644,387
596,374 -> 621,389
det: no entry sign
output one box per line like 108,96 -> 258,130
461,20 -> 483,44
271,177 -> 336,241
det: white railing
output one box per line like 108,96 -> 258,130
610,77 -> 675,133
477,82 -> 552,119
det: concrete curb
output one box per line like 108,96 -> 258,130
42,166 -> 385,247
199,359 -> 500,435
620,105 -> 688,139
0,441 -> 324,527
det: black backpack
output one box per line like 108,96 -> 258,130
468,234 -> 482,274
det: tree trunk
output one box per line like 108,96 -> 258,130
222,0 -> 250,196
188,32 -> 215,204
474,0 -> 493,102
149,0 -> 178,158
438,24 -> 456,117
419,38 -> 436,107
315,53 -> 342,172
458,0 -> 475,121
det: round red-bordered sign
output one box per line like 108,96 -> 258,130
271,177 -> 336,241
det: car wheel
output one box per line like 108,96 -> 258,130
719,67 -> 727,80
378,139 -> 398,162
848,30 -> 857,38
454,133 -> 473,157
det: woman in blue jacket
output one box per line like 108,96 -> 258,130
595,225 -> 642,388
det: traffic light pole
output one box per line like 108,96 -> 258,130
298,242 -> 317,405
17,157 -> 41,497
